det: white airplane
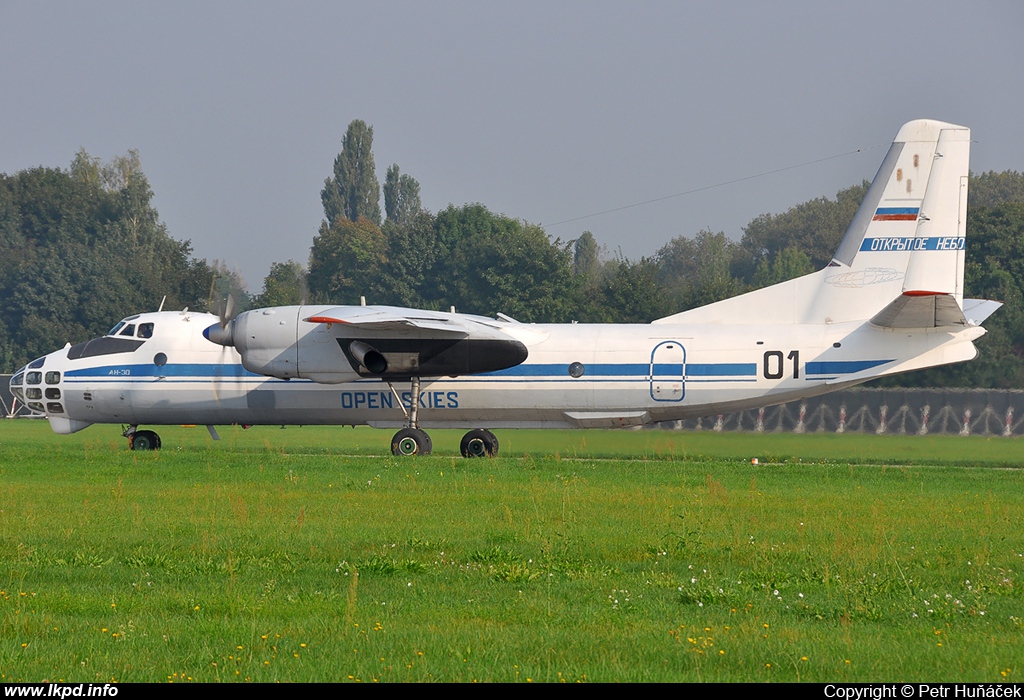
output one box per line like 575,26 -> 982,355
10,119 -> 1001,456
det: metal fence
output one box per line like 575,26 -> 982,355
1,374 -> 43,418
660,388 -> 1024,436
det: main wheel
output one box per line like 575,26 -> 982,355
131,430 -> 161,451
391,428 -> 432,456
460,429 -> 499,458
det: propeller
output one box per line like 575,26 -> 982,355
203,288 -> 240,347
202,271 -> 247,409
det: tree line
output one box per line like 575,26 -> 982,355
2,121 -> 1024,389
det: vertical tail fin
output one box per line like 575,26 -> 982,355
829,119 -> 969,303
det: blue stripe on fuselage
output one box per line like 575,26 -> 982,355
805,359 -> 892,375
64,363 -> 260,378
481,362 -> 757,378
62,359 -> 892,382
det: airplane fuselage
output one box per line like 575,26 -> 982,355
14,306 -> 981,436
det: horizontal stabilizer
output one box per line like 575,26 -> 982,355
962,298 -> 1002,325
870,292 -> 966,329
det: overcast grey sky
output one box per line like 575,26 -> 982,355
2,1 -> 1022,290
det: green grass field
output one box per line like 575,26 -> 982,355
1,421 -> 1022,682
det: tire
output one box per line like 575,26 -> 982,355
131,430 -> 161,451
391,428 -> 432,456
460,429 -> 498,458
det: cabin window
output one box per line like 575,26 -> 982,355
138,323 -> 155,338
45,371 -> 60,384
26,372 -> 41,385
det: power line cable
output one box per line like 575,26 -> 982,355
542,143 -> 886,228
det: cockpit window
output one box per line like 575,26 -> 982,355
45,371 -> 61,385
11,371 -> 23,386
29,357 -> 45,369
108,321 -> 125,336
26,371 -> 42,385
67,337 -> 144,360
119,324 -> 136,337
138,322 -> 155,338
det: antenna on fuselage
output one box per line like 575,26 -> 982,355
360,296 -> 366,306
158,295 -> 166,312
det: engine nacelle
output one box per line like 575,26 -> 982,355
229,306 -> 361,383
232,307 -> 300,379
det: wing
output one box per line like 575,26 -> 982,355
302,306 -> 528,379
305,306 -> 472,336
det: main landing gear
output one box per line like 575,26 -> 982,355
124,425 -> 161,451
387,377 -> 498,457
460,428 -> 499,458
390,376 -> 432,456
391,427 -> 433,456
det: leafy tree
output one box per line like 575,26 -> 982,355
571,231 -> 601,285
433,204 -> 575,321
684,230 -> 747,307
321,120 -> 382,227
383,164 -> 422,227
69,148 -> 102,190
378,211 -> 445,309
307,203 -> 576,320
307,217 -> 389,305
741,182 -> 868,275
0,152 -> 213,371
252,260 -> 307,308
969,170 -> 1024,210
595,258 -> 676,323
751,245 -> 814,287
652,230 -> 746,310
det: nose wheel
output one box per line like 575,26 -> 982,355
460,429 -> 499,457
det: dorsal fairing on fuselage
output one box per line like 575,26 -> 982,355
653,120 -> 973,328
